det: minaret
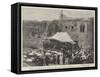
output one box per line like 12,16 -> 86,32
60,10 -> 63,22
59,10 -> 65,32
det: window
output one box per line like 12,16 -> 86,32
65,26 -> 67,29
70,26 -> 74,31
80,23 -> 85,32
71,26 -> 74,30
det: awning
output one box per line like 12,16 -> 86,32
48,32 -> 75,44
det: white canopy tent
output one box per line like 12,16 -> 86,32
48,32 -> 75,44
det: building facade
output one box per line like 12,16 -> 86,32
23,11 -> 94,50
59,11 -> 94,49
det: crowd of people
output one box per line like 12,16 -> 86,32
23,42 -> 94,66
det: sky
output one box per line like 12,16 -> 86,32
21,6 -> 95,21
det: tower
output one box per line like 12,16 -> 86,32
59,10 -> 65,32
60,10 -> 64,22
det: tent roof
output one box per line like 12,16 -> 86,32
48,32 -> 75,44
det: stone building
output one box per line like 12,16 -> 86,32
23,11 -> 94,50
59,11 -> 94,49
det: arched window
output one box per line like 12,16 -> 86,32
65,26 -> 67,29
80,23 -> 85,32
71,26 -> 74,31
